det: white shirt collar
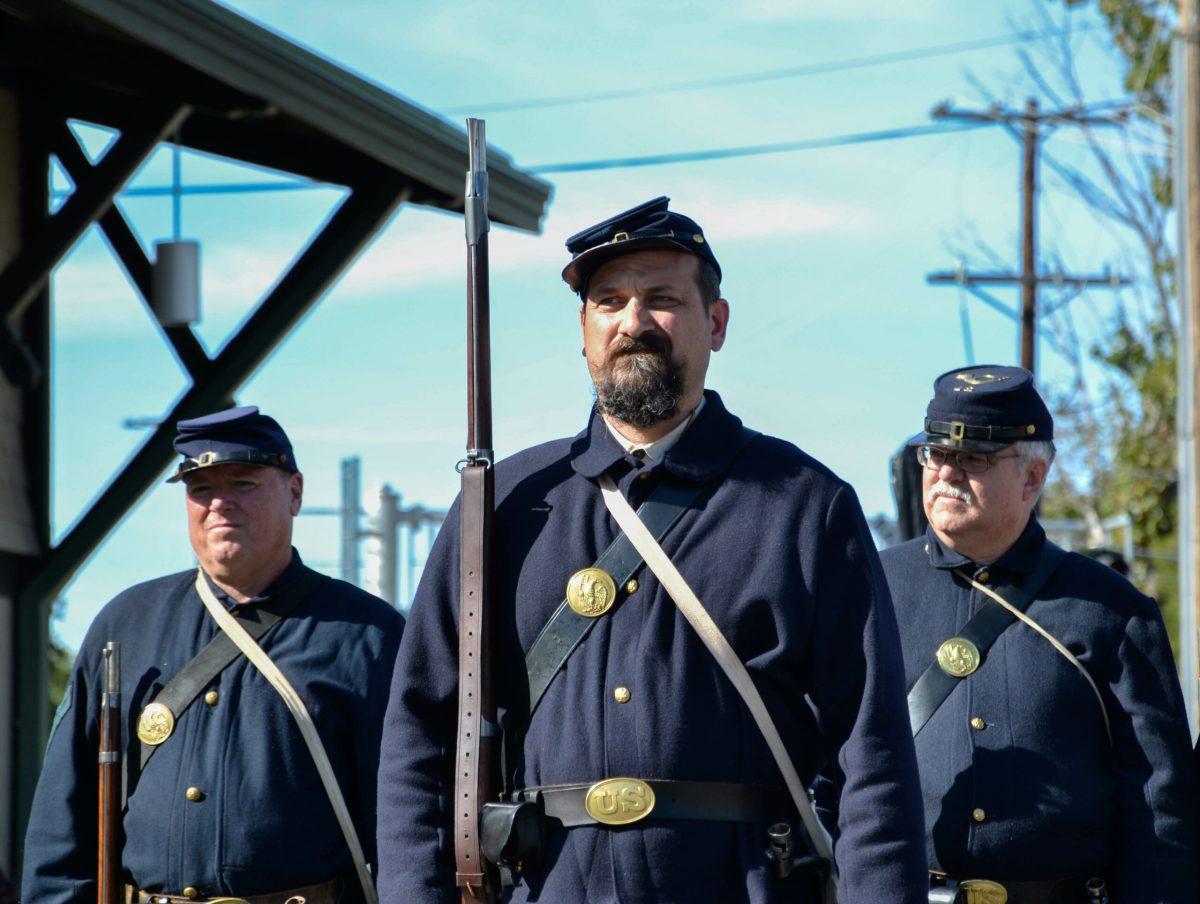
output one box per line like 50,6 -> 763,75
604,396 -> 706,463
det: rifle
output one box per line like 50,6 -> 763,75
453,118 -> 499,903
97,641 -> 122,904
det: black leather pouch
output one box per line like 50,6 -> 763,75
479,800 -> 546,887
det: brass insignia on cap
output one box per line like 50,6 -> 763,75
936,637 -> 981,678
960,879 -> 1008,904
953,372 -> 1011,393
585,777 -> 656,825
137,702 -> 176,746
566,567 -> 617,617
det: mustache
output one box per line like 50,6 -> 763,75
608,333 -> 672,360
927,480 -> 974,504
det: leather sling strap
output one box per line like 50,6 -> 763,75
597,474 -> 838,904
963,569 -> 1113,745
455,462 -> 494,898
524,426 -> 759,716
524,482 -> 704,714
134,569 -> 322,778
907,542 -> 1066,738
195,572 -> 378,904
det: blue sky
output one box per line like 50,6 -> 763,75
51,0 -> 1152,648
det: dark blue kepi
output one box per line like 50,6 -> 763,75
167,405 -> 298,482
561,196 -> 721,294
908,364 -> 1053,453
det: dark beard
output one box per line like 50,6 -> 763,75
592,336 -> 684,428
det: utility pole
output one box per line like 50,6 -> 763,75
927,98 -> 1129,372
1176,0 -> 1200,733
340,456 -> 362,585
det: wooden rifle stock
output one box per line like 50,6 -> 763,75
97,641 -> 122,904
454,118 -> 499,903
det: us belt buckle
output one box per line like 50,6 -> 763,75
950,420 -> 966,443
960,879 -> 1007,904
584,777 -> 656,825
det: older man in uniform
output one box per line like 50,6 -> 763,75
377,197 -> 927,903
21,406 -> 404,904
882,366 -> 1197,902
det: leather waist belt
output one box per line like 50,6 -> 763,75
126,876 -> 351,904
516,780 -> 790,828
930,873 -> 1100,904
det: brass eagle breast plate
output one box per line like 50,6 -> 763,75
936,637 -> 981,678
566,567 -> 617,618
137,701 -> 176,746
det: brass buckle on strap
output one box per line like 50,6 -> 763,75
949,420 -> 966,442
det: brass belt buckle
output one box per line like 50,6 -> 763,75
960,879 -> 1007,904
584,777 -> 656,825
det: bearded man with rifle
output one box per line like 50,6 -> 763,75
377,191 -> 928,902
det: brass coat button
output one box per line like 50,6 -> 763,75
976,569 -> 990,584
637,472 -> 651,480
625,579 -> 638,594
204,690 -> 219,706
185,787 -> 204,802
970,716 -> 986,731
613,686 -> 631,704
972,807 -> 986,823
182,888 -> 198,899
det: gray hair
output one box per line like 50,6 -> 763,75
1015,439 -> 1056,467
1015,439 -> 1055,501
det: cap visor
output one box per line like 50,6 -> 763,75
563,237 -> 699,293
906,432 -> 1011,454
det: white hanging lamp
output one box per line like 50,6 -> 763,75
151,138 -> 200,327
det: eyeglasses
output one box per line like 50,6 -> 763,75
916,445 -> 1021,474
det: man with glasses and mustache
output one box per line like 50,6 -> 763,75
377,197 -> 928,902
881,365 -> 1197,903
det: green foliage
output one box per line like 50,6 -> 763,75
1042,0 -> 1181,646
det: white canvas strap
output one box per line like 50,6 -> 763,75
964,573 -> 1113,744
597,476 -> 839,896
194,572 -> 378,904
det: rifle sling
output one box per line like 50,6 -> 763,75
523,427 -> 760,717
134,568 -> 324,780
455,462 -> 494,894
907,541 -> 1066,738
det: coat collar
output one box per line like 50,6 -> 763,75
201,547 -> 306,607
570,389 -> 748,483
925,514 -> 1046,576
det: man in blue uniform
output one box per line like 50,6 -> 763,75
22,407 -> 404,904
377,198 -> 927,902
882,366 -> 1197,902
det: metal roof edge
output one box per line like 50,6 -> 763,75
60,0 -> 552,232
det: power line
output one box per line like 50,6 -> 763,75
442,23 -> 1102,115
529,120 -> 992,173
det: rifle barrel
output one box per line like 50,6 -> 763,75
465,118 -> 492,457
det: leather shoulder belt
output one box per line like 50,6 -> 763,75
907,541 -> 1065,737
133,568 -> 325,780
523,427 -> 759,716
